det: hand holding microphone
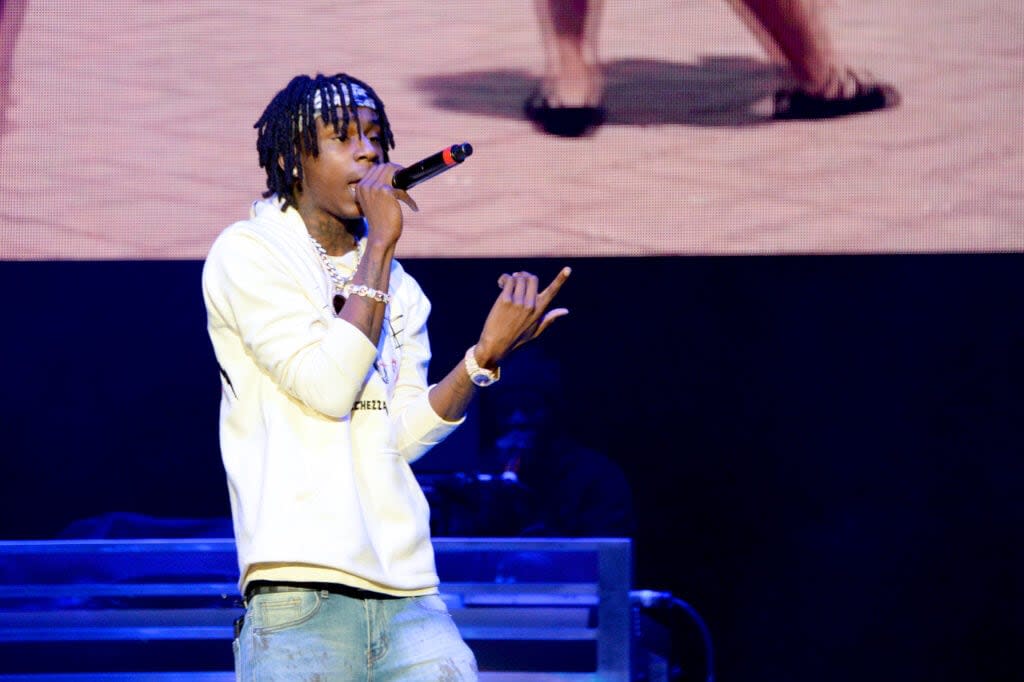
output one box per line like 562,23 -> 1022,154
354,142 -> 474,247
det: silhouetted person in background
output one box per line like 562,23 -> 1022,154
439,347 -> 634,538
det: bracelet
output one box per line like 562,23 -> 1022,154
342,282 -> 391,304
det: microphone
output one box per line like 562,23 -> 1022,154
392,143 -> 473,191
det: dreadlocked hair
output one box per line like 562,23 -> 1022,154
254,73 -> 395,209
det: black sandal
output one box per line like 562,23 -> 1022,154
523,91 -> 606,137
773,71 -> 900,120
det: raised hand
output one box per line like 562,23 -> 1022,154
474,267 -> 572,368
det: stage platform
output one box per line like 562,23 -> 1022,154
0,538 -> 634,681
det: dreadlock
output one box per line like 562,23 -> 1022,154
254,73 -> 395,209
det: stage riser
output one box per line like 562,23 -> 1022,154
0,539 -> 632,680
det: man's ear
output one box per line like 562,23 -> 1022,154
278,156 -> 300,178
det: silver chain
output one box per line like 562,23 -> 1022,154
307,234 -> 364,296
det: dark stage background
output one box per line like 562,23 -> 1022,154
0,254 -> 1020,681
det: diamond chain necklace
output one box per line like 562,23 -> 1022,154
307,234 -> 364,296
307,233 -> 393,382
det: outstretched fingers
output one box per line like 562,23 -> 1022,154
481,267 -> 572,358
497,271 -> 539,307
529,267 -> 571,339
525,272 -> 539,307
538,267 -> 572,306
533,307 -> 570,340
497,272 -> 517,301
497,268 -> 572,317
498,267 -> 571,305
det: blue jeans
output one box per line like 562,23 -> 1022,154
234,588 -> 478,681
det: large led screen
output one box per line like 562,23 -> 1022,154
1,0 -> 1020,259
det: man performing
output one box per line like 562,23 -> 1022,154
202,72 -> 571,680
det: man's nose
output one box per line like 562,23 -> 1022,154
355,134 -> 378,161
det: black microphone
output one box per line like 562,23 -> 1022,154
392,143 -> 473,191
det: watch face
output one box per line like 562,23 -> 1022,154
471,371 -> 495,387
465,345 -> 499,386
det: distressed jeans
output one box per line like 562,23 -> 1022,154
234,587 -> 478,681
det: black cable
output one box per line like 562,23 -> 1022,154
631,590 -> 715,682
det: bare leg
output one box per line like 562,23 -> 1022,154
532,0 -> 604,107
729,0 -> 898,117
722,0 -> 787,69
732,0 -> 838,95
1,0 -> 30,136
525,0 -> 607,135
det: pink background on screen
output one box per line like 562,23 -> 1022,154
0,0 -> 1021,259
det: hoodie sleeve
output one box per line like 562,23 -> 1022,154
387,272 -> 464,463
202,227 -> 377,418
